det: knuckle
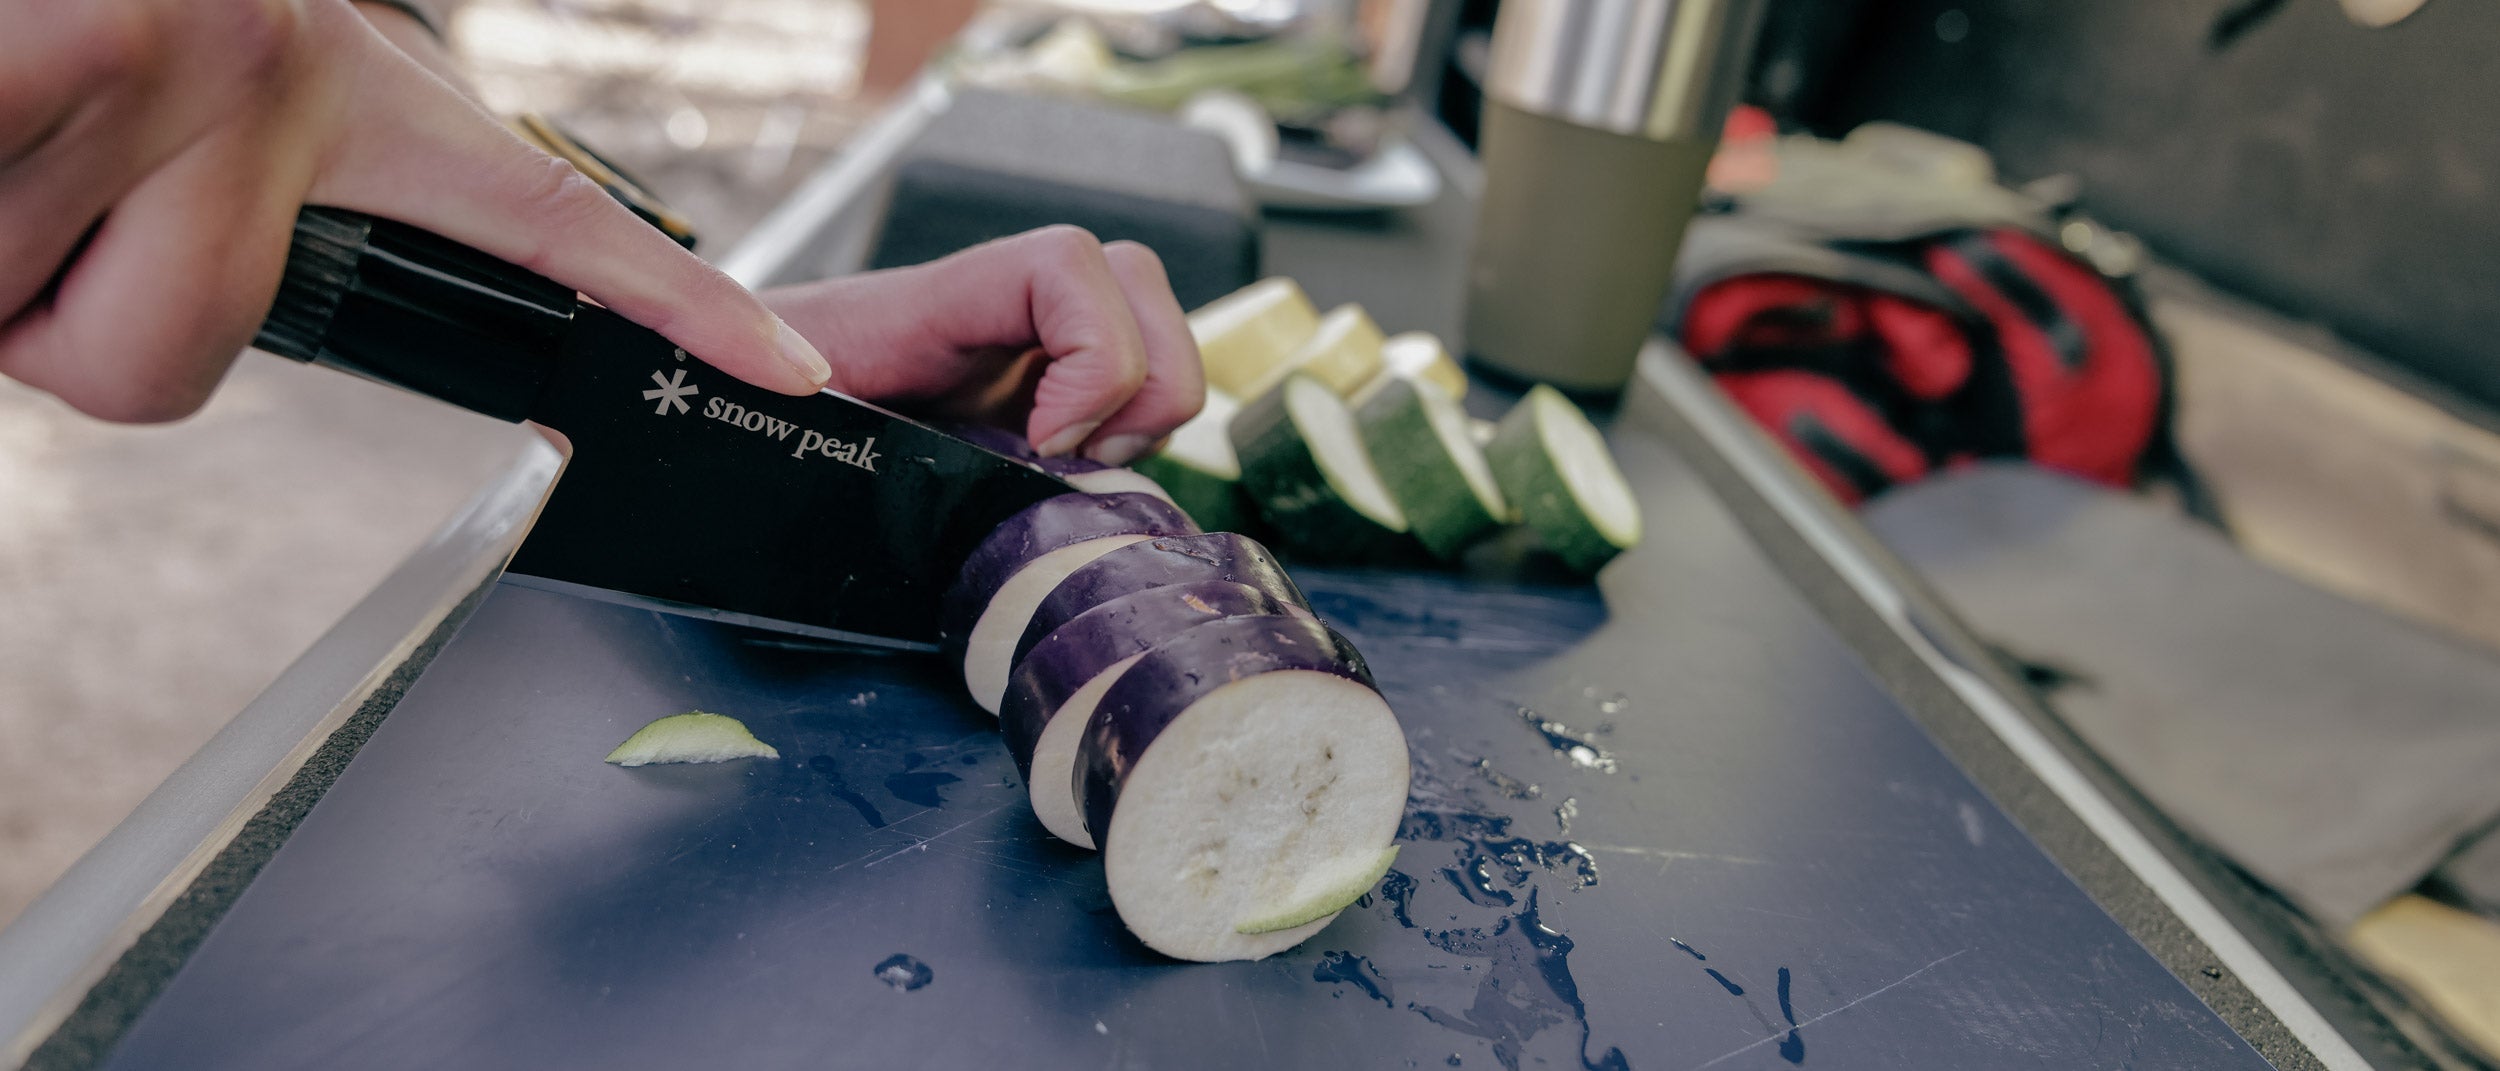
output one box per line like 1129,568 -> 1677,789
508,155 -> 615,265
67,4 -> 165,86
1023,224 -> 1105,267
1100,239 -> 1165,274
221,0 -> 305,77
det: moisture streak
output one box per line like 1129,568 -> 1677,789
1313,951 -> 1396,1007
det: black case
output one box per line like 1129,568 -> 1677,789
868,88 -> 1261,309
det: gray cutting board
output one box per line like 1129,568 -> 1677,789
95,437 -> 2269,1070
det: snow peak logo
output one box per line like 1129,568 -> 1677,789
641,353 -> 877,472
700,396 -> 880,471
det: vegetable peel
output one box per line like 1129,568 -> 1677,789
604,712 -> 779,767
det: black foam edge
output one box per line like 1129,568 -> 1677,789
22,573 -> 500,1071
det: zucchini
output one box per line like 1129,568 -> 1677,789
1355,376 -> 1509,559
1352,330 -> 1467,405
604,712 -> 778,766
1231,373 -> 1415,561
1271,303 -> 1385,397
1129,390 -> 1256,532
1188,278 -> 1320,397
1485,385 -> 1643,573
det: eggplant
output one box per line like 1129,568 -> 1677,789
946,426 -> 1176,504
1000,581 -> 1295,848
1034,456 -> 1177,505
1015,533 -> 1308,663
942,492 -> 1198,714
1077,614 -> 1410,962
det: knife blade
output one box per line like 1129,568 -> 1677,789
252,206 -> 1071,650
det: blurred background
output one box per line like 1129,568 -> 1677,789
6,0 -> 2500,1059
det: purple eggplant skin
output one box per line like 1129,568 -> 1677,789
939,493 -> 1199,648
999,581 -> 1292,780
1016,533 -> 1310,662
1078,615 -> 1374,842
938,424 -> 1111,478
946,423 -> 1041,461
1033,455 -> 1111,476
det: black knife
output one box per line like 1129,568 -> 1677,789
251,206 -> 1071,651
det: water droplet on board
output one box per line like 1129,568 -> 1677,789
1518,708 -> 1618,774
874,953 -> 932,991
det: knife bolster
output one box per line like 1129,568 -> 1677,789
254,206 -> 580,422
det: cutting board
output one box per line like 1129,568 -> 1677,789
91,432 -> 2270,1070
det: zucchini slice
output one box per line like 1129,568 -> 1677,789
1231,373 -> 1415,561
1130,390 -> 1256,532
604,712 -> 778,766
1353,330 -> 1467,405
1189,278 -> 1320,397
1356,376 -> 1509,559
1271,303 -> 1386,397
1485,385 -> 1643,573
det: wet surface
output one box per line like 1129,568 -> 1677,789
873,954 -> 933,991
97,490 -> 2277,1071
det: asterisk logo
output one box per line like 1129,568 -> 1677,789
643,369 -> 697,415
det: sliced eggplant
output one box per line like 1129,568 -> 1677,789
942,428 -> 1178,506
942,492 -> 1198,714
1057,467 -> 1177,504
1078,615 -> 1410,962
947,423 -> 1041,461
1000,581 -> 1293,848
1015,532 -> 1308,662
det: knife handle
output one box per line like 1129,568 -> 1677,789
253,206 -> 578,422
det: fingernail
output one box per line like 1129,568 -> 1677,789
1086,433 -> 1156,466
1034,419 -> 1103,458
774,318 -> 831,389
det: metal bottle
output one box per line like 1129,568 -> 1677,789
1465,0 -> 1769,393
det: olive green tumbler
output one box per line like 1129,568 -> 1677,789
1465,0 -> 1769,394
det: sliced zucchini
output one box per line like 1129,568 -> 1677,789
1130,390 -> 1255,532
604,712 -> 779,767
1355,376 -> 1509,559
1485,385 -> 1643,573
1189,278 -> 1320,397
1353,331 -> 1467,405
1269,303 -> 1386,398
1231,373 -> 1415,561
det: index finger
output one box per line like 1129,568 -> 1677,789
304,19 -> 829,395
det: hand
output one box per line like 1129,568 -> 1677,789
765,227 -> 1205,464
0,0 -> 829,423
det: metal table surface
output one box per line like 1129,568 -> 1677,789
2,89 -> 2385,1070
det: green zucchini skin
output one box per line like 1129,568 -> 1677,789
1356,377 -> 1505,560
1132,451 -> 1258,534
1486,386 -> 1641,574
1230,377 -> 1420,564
